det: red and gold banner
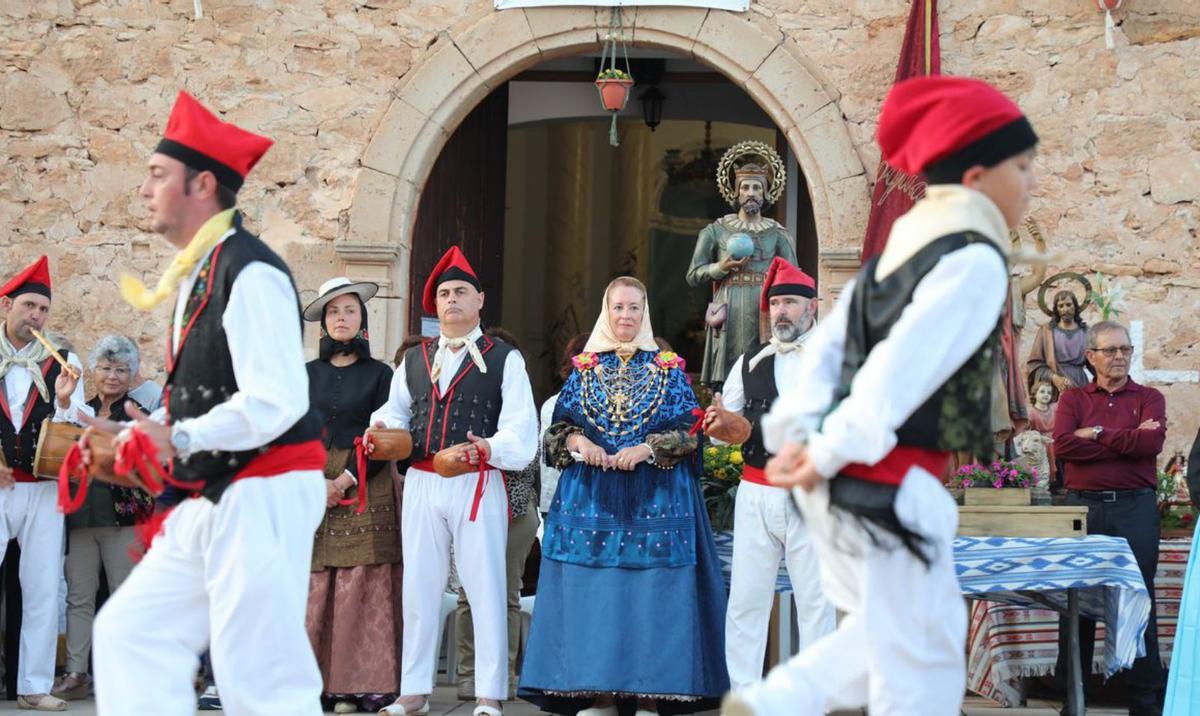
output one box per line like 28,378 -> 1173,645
861,0 -> 940,261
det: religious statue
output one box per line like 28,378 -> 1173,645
990,220 -> 1048,448
1027,378 -> 1058,435
1012,429 -> 1052,505
686,141 -> 797,385
1027,377 -> 1059,487
1027,272 -> 1093,395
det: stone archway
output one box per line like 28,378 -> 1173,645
340,6 -> 869,353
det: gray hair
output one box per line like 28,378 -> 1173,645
1085,321 -> 1130,350
88,334 -> 140,375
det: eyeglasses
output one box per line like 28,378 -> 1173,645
1089,345 -> 1134,358
94,365 -> 131,376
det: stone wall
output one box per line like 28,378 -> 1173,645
1,0 -> 1198,457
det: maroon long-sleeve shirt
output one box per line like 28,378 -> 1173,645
1052,378 -> 1166,490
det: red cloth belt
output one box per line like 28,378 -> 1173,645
740,464 -> 780,487
840,445 -> 950,486
409,457 -> 507,522
410,458 -> 437,473
128,440 -> 327,560
13,467 -> 37,483
233,439 -> 327,481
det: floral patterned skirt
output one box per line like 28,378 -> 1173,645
306,563 -> 404,696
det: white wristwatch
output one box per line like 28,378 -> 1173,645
170,424 -> 192,459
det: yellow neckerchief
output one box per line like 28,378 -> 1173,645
747,330 -> 812,372
120,209 -> 236,311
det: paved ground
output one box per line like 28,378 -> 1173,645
0,689 -> 1130,714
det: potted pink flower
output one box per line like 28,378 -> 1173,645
959,460 -> 1034,506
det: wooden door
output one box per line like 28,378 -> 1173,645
408,84 -> 509,334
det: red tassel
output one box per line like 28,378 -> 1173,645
338,438 -> 369,515
114,428 -> 204,495
57,443 -> 90,514
688,407 -> 706,436
469,458 -> 489,522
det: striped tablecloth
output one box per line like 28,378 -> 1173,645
716,531 -> 1154,705
965,538 -> 1187,706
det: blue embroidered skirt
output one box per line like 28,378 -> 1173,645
518,460 -> 729,714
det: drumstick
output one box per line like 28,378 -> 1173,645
29,328 -> 81,379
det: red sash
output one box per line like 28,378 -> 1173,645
409,458 -> 508,522
233,440 -> 326,481
840,445 -> 950,486
740,465 -> 779,487
128,440 -> 328,560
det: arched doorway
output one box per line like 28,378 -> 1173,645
341,7 -> 869,382
406,49 -> 820,398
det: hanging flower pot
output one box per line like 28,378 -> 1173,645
595,70 -> 634,112
597,8 -> 633,147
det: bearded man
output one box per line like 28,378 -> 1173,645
702,257 -> 835,691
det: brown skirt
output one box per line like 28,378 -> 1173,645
306,563 -> 404,695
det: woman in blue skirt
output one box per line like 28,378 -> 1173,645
519,276 -> 729,716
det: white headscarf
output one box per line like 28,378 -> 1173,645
582,277 -> 659,356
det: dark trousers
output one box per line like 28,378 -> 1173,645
1056,489 -> 1164,708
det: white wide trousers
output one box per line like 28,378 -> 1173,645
93,472 -> 326,716
400,468 -> 509,700
736,470 -> 967,716
0,481 -> 65,695
725,480 -> 836,690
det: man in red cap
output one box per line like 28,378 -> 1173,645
0,256 -> 92,711
722,76 -> 1038,716
702,257 -> 835,692
88,91 -> 329,715
369,246 -> 537,716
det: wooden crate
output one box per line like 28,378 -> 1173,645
964,487 -> 1031,506
958,505 -> 1088,538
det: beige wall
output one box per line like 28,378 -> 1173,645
2,1 -> 1198,457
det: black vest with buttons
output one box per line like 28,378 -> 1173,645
166,215 -> 322,502
834,231 -> 1005,461
739,343 -> 778,470
403,335 -> 511,459
0,351 -> 72,478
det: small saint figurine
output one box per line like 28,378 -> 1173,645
1027,377 -> 1059,489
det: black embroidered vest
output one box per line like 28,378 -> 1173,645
403,335 -> 512,459
166,215 -> 322,502
0,351 -> 72,479
833,232 -> 1004,460
740,344 -> 778,470
825,233 -> 1006,562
